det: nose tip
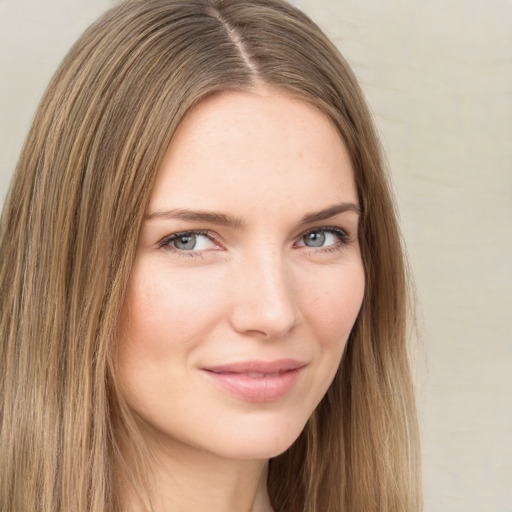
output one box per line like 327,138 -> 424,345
229,256 -> 299,339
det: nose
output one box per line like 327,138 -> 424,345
229,250 -> 299,339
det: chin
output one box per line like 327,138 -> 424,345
205,412 -> 310,461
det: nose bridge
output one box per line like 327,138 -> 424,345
230,245 -> 298,338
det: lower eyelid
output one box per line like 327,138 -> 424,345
159,231 -> 217,250
158,228 -> 352,253
297,228 -> 350,246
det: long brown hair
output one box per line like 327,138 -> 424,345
0,1 -> 421,510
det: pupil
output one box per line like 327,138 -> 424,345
305,231 -> 325,247
175,234 -> 196,250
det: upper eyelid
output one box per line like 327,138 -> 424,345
300,225 -> 348,234
297,225 -> 350,239
159,229 -> 220,247
166,229 -> 211,238
158,225 -> 352,249
296,226 -> 350,241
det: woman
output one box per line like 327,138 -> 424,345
0,0 -> 421,511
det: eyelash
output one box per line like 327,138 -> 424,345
158,230 -> 216,258
158,226 -> 351,257
298,227 -> 351,253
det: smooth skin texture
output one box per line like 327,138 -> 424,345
117,89 -> 365,512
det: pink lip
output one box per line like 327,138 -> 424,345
201,359 -> 306,402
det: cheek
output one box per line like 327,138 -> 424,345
115,261 -> 230,425
290,259 -> 365,419
119,261 -> 225,356
302,261 -> 365,346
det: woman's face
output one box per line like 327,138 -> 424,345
117,89 -> 365,461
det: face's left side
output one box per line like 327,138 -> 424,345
116,88 -> 365,462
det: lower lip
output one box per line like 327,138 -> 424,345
202,368 -> 303,402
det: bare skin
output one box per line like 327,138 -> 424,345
117,88 -> 364,511
120,438 -> 273,512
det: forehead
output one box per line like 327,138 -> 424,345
148,89 -> 357,217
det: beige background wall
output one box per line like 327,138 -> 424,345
1,1 -> 511,510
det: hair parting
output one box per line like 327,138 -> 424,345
0,1 -> 421,511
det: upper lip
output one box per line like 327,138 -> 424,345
202,359 -> 307,374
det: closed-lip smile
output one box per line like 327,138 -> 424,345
201,359 -> 307,402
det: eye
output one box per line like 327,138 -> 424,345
296,227 -> 349,249
159,231 -> 218,252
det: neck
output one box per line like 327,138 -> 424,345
118,433 -> 274,512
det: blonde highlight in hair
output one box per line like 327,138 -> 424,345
0,1 -> 421,511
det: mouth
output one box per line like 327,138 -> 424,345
201,359 -> 306,402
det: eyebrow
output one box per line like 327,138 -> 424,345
147,208 -> 246,228
146,202 -> 361,228
299,202 -> 362,224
